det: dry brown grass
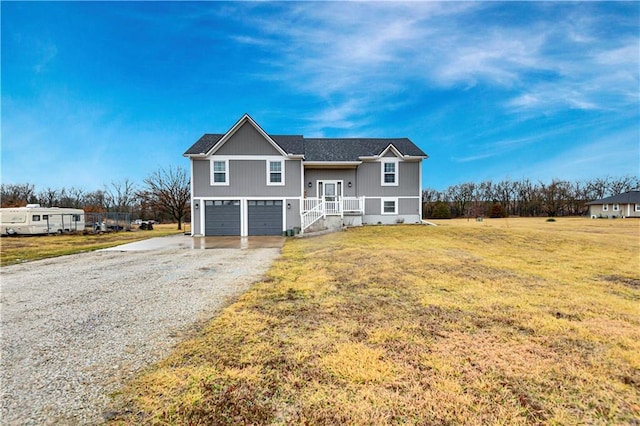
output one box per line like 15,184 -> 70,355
108,218 -> 640,425
0,224 -> 184,266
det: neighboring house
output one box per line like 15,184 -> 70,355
586,190 -> 640,218
184,114 -> 428,236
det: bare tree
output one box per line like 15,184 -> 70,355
104,179 -> 137,213
38,187 -> 59,207
142,166 -> 190,230
1,183 -> 36,207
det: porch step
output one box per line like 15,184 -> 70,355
305,216 -> 344,234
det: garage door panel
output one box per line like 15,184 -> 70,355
205,200 -> 240,236
248,200 -> 282,236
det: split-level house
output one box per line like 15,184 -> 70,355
184,114 -> 428,236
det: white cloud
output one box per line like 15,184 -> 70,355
222,2 -> 639,128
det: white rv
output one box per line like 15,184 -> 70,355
0,204 -> 85,236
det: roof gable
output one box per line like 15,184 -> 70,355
208,114 -> 287,157
184,115 -> 428,162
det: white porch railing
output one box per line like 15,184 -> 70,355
342,197 -> 364,213
301,200 -> 325,231
301,197 -> 364,232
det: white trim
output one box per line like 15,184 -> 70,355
190,159 -> 195,236
207,155 -> 289,161
300,160 -> 305,197
303,161 -> 362,167
316,180 -> 343,199
210,159 -> 229,186
266,159 -> 285,186
379,144 -> 404,159
381,197 -> 398,215
380,159 -> 399,186
418,160 -> 423,220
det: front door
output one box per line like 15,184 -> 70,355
318,180 -> 342,214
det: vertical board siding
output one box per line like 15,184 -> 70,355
215,122 -> 282,156
356,161 -> 420,196
399,197 -> 420,215
286,198 -> 301,228
304,169 -> 357,197
193,159 -> 301,197
365,198 -> 381,215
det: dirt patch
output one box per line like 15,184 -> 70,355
600,274 -> 640,289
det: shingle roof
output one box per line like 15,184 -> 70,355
586,190 -> 640,205
184,134 -> 224,155
271,135 -> 304,155
304,138 -> 426,161
184,134 -> 426,160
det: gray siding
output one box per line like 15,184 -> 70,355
286,198 -> 301,229
215,122 -> 282,156
363,197 -> 419,216
192,201 -> 201,235
304,168 -> 357,197
356,161 -> 420,197
193,159 -> 302,197
365,198 -> 380,215
399,197 -> 420,215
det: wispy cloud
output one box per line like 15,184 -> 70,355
221,2 -> 638,131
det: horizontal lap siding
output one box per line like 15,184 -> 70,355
192,159 -> 301,197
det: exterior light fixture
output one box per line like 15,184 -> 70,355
287,203 -> 291,210
348,182 -> 352,188
308,182 -> 312,188
195,203 -> 199,209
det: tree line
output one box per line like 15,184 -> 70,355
423,175 -> 639,219
1,166 -> 191,230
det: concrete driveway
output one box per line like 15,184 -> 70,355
102,234 -> 285,251
1,235 -> 283,425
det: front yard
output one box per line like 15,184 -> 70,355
0,224 -> 184,266
109,218 -> 640,424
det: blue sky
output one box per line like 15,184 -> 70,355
2,1 -> 638,191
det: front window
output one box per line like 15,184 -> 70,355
381,198 -> 397,214
381,161 -> 398,186
603,204 -> 608,211
613,204 -> 619,211
635,204 -> 640,212
32,215 -> 41,221
267,160 -> 284,185
212,160 -> 228,185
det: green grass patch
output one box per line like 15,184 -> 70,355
0,224 -> 184,266
108,218 -> 640,424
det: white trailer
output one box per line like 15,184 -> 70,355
0,204 -> 85,236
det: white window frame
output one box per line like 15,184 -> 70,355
266,159 -> 285,186
635,204 -> 640,212
211,159 -> 229,186
381,160 -> 399,186
613,203 -> 619,212
381,197 -> 398,215
602,204 -> 608,211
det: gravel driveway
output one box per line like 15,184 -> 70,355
0,238 -> 282,425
